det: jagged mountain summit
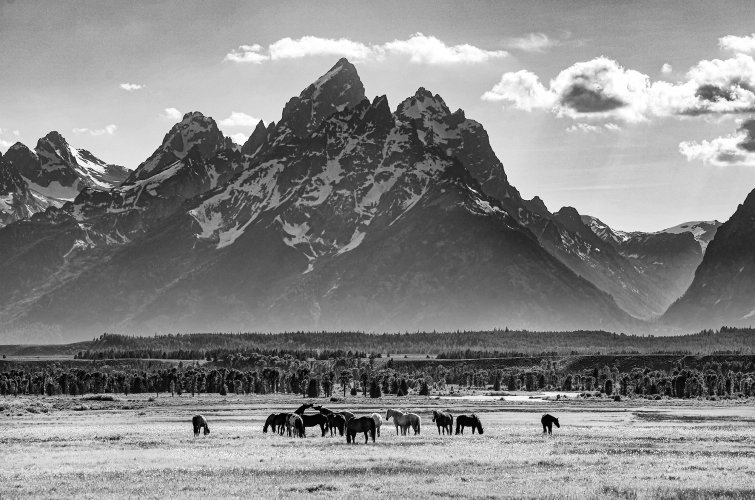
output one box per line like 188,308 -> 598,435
0,133 -> 128,227
662,189 -> 755,329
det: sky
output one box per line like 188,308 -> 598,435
1,0 -> 755,231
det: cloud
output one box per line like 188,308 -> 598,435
661,63 -> 673,74
224,34 -> 507,65
381,33 -> 507,64
0,139 -> 12,151
229,133 -> 249,145
484,53 -> 755,122
119,83 -> 145,91
566,122 -> 621,133
159,108 -> 182,120
72,124 -> 118,136
224,44 -> 268,64
719,34 -> 755,54
505,33 -> 560,53
484,57 -> 650,122
679,118 -> 755,167
218,111 -> 261,128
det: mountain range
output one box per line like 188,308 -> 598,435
0,58 -> 750,342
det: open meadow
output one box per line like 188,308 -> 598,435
1,394 -> 754,499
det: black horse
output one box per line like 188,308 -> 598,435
432,410 -> 453,435
294,403 -> 313,415
346,416 -> 376,444
263,412 -> 287,434
327,413 -> 347,436
192,414 -> 210,437
314,405 -> 355,422
541,414 -> 560,434
455,414 -> 483,435
300,413 -> 329,437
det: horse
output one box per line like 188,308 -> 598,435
263,412 -> 287,434
432,410 -> 453,435
370,413 -> 383,437
346,416 -> 376,444
385,409 -> 421,435
300,413 -> 329,437
541,414 -> 560,434
314,405 -> 355,422
192,415 -> 210,437
327,413 -> 347,436
294,403 -> 313,415
287,413 -> 306,438
455,414 -> 483,435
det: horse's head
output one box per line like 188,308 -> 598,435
385,409 -> 391,420
554,418 -> 560,428
432,411 -> 437,422
204,426 -> 210,435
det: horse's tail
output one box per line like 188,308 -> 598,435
370,418 -> 376,442
416,416 -> 421,434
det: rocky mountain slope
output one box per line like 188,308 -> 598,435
662,190 -> 755,329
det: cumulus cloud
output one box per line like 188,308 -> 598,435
219,112 -> 261,128
719,34 -> 755,54
483,57 -> 650,122
119,83 -> 145,91
229,133 -> 249,145
679,118 -> 755,167
484,53 -> 755,122
72,124 -> 117,136
159,108 -> 182,120
505,33 -> 560,53
224,34 -> 507,65
566,122 -> 621,133
661,63 -> 673,74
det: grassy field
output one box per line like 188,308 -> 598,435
1,394 -> 754,499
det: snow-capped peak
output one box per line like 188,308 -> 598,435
656,221 -> 721,250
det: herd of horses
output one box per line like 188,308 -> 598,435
193,404 -> 560,443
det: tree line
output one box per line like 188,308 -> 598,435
3,352 -> 754,400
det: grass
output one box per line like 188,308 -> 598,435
1,394 -> 754,499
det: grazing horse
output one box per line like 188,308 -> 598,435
327,413 -> 347,436
287,414 -> 306,438
455,414 -> 483,435
370,413 -> 383,437
541,414 -> 560,434
192,415 -> 210,437
300,413 -> 329,437
385,409 -> 421,435
432,410 -> 453,435
263,412 -> 287,434
346,416 -> 376,444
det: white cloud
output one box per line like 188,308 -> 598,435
218,111 -> 261,128
0,139 -> 13,151
505,33 -> 559,53
661,63 -> 673,74
119,83 -> 145,91
381,33 -> 507,64
484,57 -> 651,122
159,108 -> 183,120
269,37 -> 374,62
679,118 -> 755,167
72,124 -> 118,136
679,134 -> 755,167
484,53 -> 755,122
481,70 -> 555,111
224,44 -> 268,64
604,122 -> 621,131
12,130 -> 19,136
229,133 -> 249,145
566,122 -> 621,134
224,34 -> 507,65
719,34 -> 755,54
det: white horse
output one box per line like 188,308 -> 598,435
370,412 -> 383,437
385,409 -> 421,435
